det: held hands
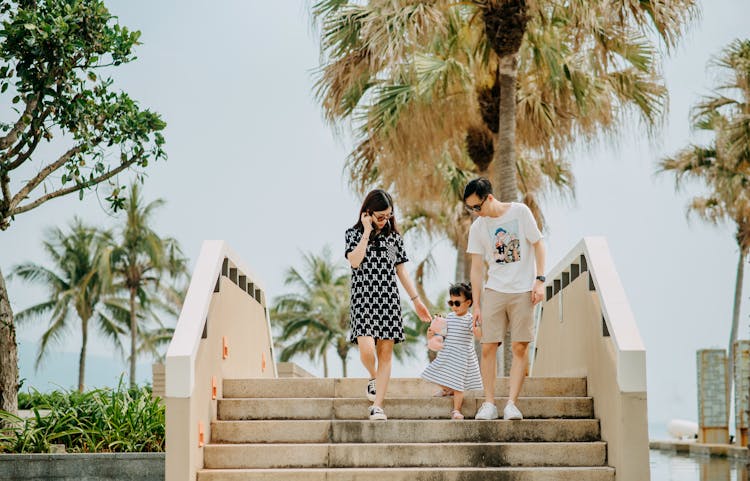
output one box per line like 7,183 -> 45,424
472,306 -> 482,327
472,306 -> 482,338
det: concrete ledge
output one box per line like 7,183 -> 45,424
0,452 -> 165,481
276,362 -> 315,378
650,440 -> 749,459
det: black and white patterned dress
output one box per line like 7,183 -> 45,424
345,227 -> 409,344
421,312 -> 483,392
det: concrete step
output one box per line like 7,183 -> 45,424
222,377 -> 587,399
197,466 -> 615,481
217,396 -> 594,420
210,419 -> 601,444
203,442 -> 607,469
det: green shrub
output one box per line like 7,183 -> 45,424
1,381 -> 163,453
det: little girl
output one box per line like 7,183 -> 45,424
421,282 -> 483,419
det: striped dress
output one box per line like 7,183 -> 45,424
421,312 -> 483,392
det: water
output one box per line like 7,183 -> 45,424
650,450 -> 749,481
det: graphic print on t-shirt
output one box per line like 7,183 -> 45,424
489,219 -> 521,264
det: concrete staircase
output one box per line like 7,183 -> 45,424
197,377 -> 614,481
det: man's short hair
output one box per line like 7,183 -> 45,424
463,177 -> 493,201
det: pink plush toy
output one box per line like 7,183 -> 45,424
427,316 -> 447,351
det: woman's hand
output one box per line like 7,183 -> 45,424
413,298 -> 431,323
361,212 -> 373,234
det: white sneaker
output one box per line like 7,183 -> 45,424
366,379 -> 376,402
369,405 -> 387,421
503,401 -> 523,420
475,402 -> 499,420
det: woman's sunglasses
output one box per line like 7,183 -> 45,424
372,212 -> 393,222
447,300 -> 465,307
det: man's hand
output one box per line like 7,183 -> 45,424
531,280 -> 545,305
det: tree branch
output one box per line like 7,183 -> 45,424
1,172 -> 10,207
2,104 -> 54,169
8,144 -> 85,211
10,154 -> 141,216
0,98 -> 38,151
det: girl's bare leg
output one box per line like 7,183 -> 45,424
452,390 -> 464,411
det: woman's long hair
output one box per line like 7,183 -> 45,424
352,189 -> 400,236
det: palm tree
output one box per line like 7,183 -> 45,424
271,247 -> 352,377
659,38 -> 750,393
102,183 -> 187,387
11,219 -> 125,392
314,0 -> 695,196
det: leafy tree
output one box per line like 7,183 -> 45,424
0,0 -> 165,414
11,219 -> 124,392
659,38 -> 750,392
101,183 -> 186,387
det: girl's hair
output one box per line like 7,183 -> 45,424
449,282 -> 472,302
353,189 -> 400,236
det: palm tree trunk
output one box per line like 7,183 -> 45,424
340,354 -> 348,378
728,248 -> 747,397
78,318 -> 88,392
454,234 -> 472,283
492,54 -> 520,203
322,351 -> 329,378
0,266 -> 18,416
129,287 -> 138,387
493,54 -> 520,376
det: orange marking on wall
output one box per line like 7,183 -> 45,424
198,421 -> 204,448
222,336 -> 229,359
211,376 -> 217,400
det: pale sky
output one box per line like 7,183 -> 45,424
2,1 -> 749,435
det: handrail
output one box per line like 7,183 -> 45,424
531,236 -> 649,481
166,241 -> 277,397
536,236 -> 646,392
164,240 -> 276,481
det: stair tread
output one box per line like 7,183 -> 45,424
204,441 -> 608,447
199,467 -> 615,472
219,396 -> 594,400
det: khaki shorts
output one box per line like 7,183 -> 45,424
480,288 -> 534,344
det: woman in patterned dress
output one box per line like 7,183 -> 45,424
345,189 -> 431,421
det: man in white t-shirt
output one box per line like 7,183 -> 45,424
464,178 -> 546,420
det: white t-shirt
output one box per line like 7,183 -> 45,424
466,202 -> 543,294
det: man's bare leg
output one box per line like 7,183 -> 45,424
481,342 -> 499,404
508,341 -> 529,404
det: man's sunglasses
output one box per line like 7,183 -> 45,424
465,196 -> 487,212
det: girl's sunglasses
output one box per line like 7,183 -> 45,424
447,300 -> 465,307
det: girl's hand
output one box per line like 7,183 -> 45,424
414,298 -> 431,322
361,212 -> 373,233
